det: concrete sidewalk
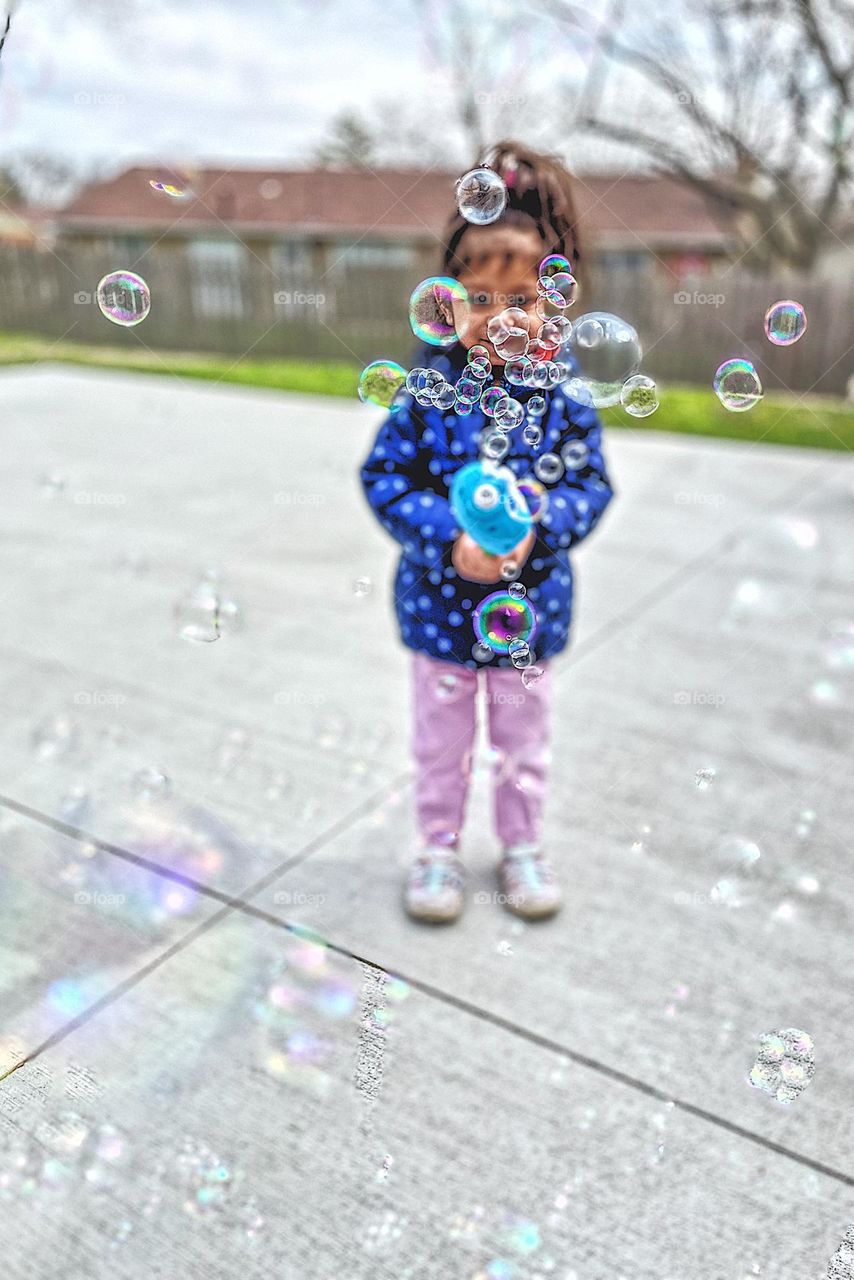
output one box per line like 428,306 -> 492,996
0,364 -> 851,1279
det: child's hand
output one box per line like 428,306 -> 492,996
452,530 -> 535,583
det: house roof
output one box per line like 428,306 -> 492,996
55,165 -> 740,251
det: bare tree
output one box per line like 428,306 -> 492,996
544,0 -> 854,269
313,111 -> 379,170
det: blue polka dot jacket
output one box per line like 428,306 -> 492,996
360,344 -> 615,669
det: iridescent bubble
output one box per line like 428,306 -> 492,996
469,360 -> 491,382
97,271 -> 151,327
561,440 -> 589,471
456,399 -> 474,416
713,358 -> 763,412
405,367 -> 424,394
409,276 -> 470,347
537,320 -> 566,352
525,335 -> 551,364
456,167 -> 507,225
456,376 -> 481,403
494,397 -> 524,430
764,299 -> 807,346
538,253 -> 572,281
534,452 -> 564,484
749,1027 -> 815,1105
481,386 -> 509,417
517,477 -> 549,521
527,395 -> 546,416
473,591 -> 538,655
509,639 -> 532,669
567,312 -> 642,407
522,423 -> 542,447
358,360 -> 407,411
468,344 -> 490,365
493,328 -> 529,360
149,168 -> 195,199
508,582 -> 526,599
620,373 -> 659,417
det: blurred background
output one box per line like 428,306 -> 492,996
0,0 -> 851,430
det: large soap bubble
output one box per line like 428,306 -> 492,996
408,276 -> 471,347
566,312 -> 642,407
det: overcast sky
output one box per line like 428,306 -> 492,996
0,0 -> 605,178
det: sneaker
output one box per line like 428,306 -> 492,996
498,844 -> 561,919
404,846 -> 465,923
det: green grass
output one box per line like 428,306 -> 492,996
1,330 -> 851,451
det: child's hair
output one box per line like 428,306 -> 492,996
442,140 -> 582,278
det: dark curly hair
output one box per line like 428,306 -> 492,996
442,140 -> 583,279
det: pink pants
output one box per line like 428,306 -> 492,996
412,652 -> 552,852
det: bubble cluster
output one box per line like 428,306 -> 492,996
358,360 -> 407,411
620,373 -> 659,417
408,276 -> 470,346
473,591 -> 538,655
713,358 -> 763,412
0,1111 -> 128,1198
97,271 -> 151,327
748,1028 -> 815,1105
567,312 -> 641,407
456,167 -> 507,225
764,299 -> 807,346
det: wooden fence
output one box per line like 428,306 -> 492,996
0,241 -> 850,395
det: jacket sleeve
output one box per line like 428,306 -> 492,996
535,392 -> 615,553
360,397 -> 461,568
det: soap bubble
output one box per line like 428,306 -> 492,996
472,642 -> 494,663
468,344 -> 490,365
175,579 -> 242,644
97,271 -> 151,327
481,386 -> 509,417
521,665 -> 544,689
567,312 -> 642,407
620,373 -> 659,417
522,423 -> 543,447
132,767 -> 172,803
537,319 -> 567,352
509,639 -> 532,669
456,376 -> 481,403
501,561 -> 519,581
749,1027 -> 815,1105
456,167 -> 507,225
539,271 -> 578,308
431,381 -> 456,410
534,452 -> 564,484
527,395 -> 546,416
561,440 -> 590,470
469,360 -> 490,382
538,253 -> 572,281
508,582 -> 526,599
409,276 -> 470,346
517,477 -> 549,521
493,328 -> 529,360
565,377 -> 596,407
405,367 -> 424,394
494,398 -> 524,430
149,168 -> 195,199
473,591 -> 538,655
482,430 -> 510,462
358,360 -> 407,411
764,300 -> 807,346
505,356 -> 534,386
714,359 -> 763,412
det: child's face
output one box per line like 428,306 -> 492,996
452,224 -> 544,366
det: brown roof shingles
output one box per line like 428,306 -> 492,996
56,165 -> 738,247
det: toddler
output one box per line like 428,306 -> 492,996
361,141 -> 614,923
